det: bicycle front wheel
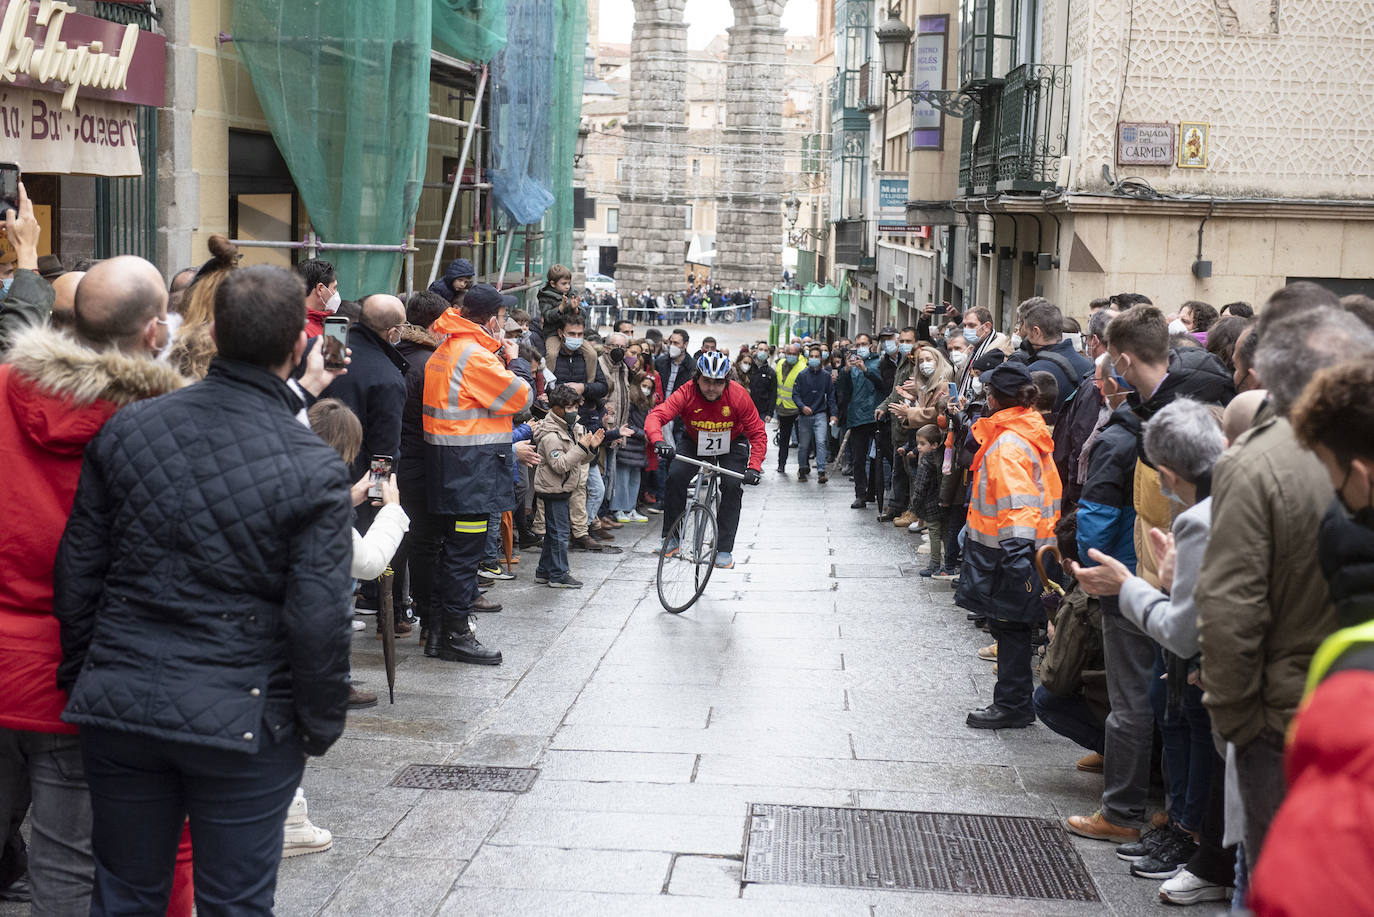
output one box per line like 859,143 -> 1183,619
656,503 -> 719,614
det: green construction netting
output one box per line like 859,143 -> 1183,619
233,1 -> 432,298
541,0 -> 585,273
433,0 -> 507,63
772,284 -> 843,317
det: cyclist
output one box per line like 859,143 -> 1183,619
647,351 -> 767,568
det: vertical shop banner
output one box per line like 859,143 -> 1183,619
0,89 -> 141,175
909,15 -> 947,151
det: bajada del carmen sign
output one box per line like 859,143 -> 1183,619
0,0 -> 166,110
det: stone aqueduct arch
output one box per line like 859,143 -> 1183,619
616,0 -> 786,295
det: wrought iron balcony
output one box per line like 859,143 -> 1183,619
958,63 -> 1070,196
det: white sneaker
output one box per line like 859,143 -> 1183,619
626,510 -> 649,523
907,521 -> 922,533
615,511 -> 634,523
282,789 -> 333,857
351,619 -> 365,631
1158,868 -> 1232,905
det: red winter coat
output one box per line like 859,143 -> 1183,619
0,327 -> 184,733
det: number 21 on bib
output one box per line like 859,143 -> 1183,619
697,430 -> 728,456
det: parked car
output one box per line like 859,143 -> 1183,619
584,273 -> 616,295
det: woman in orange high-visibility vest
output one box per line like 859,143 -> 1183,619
956,362 -> 1062,730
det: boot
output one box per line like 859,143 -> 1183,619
423,618 -> 443,657
438,611 -> 502,665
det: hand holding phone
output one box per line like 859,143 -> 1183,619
367,455 -> 393,504
322,316 -> 349,370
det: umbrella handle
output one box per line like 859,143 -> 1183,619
1035,544 -> 1066,596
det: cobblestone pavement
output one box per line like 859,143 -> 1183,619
271,454 -> 1172,917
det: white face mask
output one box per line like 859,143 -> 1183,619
951,350 -> 968,367
971,376 -> 985,395
1010,333 -> 1023,349
320,286 -> 341,314
156,312 -> 182,363
918,361 -> 935,376
1168,318 -> 1189,335
669,344 -> 683,359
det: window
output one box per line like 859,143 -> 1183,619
684,204 -> 694,229
616,159 -> 625,181
691,159 -> 701,176
607,207 -> 619,234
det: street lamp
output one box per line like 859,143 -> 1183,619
575,122 -> 589,164
875,9 -> 913,92
783,194 -> 801,228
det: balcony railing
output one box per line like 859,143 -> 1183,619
958,63 -> 1070,196
833,220 -> 866,266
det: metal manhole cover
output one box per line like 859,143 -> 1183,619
830,564 -> 903,578
390,764 -> 538,793
742,805 -> 1099,901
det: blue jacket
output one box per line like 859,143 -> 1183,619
793,365 -> 836,417
839,358 -> 882,429
1077,405 -> 1139,573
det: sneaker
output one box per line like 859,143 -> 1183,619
658,539 -> 680,557
931,567 -> 959,581
518,532 -> 543,549
797,468 -> 808,482
1115,824 -> 1169,862
644,505 -> 664,515
907,521 -> 926,533
615,511 -> 634,523
1159,868 -> 1233,905
1129,826 -> 1197,879
1066,811 -> 1140,843
849,499 -> 867,509
282,789 -> 333,858
714,551 -> 734,569
817,473 -> 828,484
548,576 -> 584,589
976,643 -> 998,661
351,619 -> 366,631
625,510 -> 649,523
478,562 -> 515,581
918,565 -> 938,577
534,573 -> 550,585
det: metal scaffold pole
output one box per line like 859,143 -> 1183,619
428,65 -> 490,286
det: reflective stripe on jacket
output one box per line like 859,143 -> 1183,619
423,309 -> 532,513
966,406 -> 1061,550
775,360 -> 805,412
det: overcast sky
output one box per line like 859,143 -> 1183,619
598,0 -> 817,47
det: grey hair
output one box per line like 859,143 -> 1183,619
607,332 -> 629,347
1142,398 -> 1226,484
1254,307 -> 1374,415
1087,307 -> 1117,344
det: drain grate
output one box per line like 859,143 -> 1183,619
390,764 -> 538,793
830,564 -> 904,578
743,804 -> 1099,901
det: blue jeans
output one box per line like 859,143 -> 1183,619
612,459 -> 641,513
81,724 -> 304,917
1033,685 -> 1105,754
587,462 -> 606,520
795,413 -> 828,472
481,511 -> 501,566
0,729 -> 93,915
537,496 -> 572,582
1149,649 -> 1213,831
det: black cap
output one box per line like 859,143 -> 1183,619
463,282 -> 503,313
971,350 -> 1007,373
985,361 -> 1033,394
879,325 -> 898,337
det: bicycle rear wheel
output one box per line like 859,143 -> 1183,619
656,503 -> 719,613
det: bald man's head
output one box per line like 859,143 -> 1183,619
359,294 -> 405,337
49,271 -> 84,333
74,256 -> 168,354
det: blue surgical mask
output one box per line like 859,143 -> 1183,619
0,276 -> 11,299
807,357 -> 820,369
963,328 -> 979,345
821,349 -> 829,359
756,350 -> 768,361
564,336 -> 584,350
855,346 -> 870,359
898,342 -> 915,355
883,340 -> 898,355
784,354 -> 798,364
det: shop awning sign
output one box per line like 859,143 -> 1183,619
1,87 -> 142,176
0,0 -> 166,111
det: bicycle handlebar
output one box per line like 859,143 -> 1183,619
671,453 -> 747,481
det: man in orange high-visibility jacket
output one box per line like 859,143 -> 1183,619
956,362 -> 1062,730
423,284 -> 532,666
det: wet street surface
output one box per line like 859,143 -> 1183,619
267,455 -> 1169,916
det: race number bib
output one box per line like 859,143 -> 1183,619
697,430 -> 728,456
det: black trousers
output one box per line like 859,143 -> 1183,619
775,412 -> 799,470
988,619 -> 1034,715
1187,748 -> 1238,886
81,725 -> 304,917
662,437 -> 750,553
847,422 -> 877,500
945,502 -> 966,569
433,513 -> 490,616
397,500 -> 447,629
890,444 -> 912,513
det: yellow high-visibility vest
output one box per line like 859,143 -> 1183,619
775,360 -> 805,411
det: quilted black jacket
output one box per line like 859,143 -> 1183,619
54,358 -> 355,756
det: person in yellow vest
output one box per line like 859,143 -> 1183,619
956,362 -> 1062,730
773,343 -> 806,474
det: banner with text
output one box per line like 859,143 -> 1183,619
0,88 -> 141,175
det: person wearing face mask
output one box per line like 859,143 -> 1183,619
772,343 -> 807,474
1018,301 -> 1094,414
945,332 -> 969,370
1053,307 -> 1119,516
836,334 -> 884,508
792,345 -> 837,484
878,329 -> 933,523
745,348 -> 777,422
545,317 -> 617,552
1249,358 -> 1374,915
956,307 -> 1014,399
299,258 -> 345,337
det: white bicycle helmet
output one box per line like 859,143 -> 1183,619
696,351 -> 731,379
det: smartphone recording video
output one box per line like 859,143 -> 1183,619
367,455 -> 393,501
0,163 -> 20,218
322,316 -> 348,370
